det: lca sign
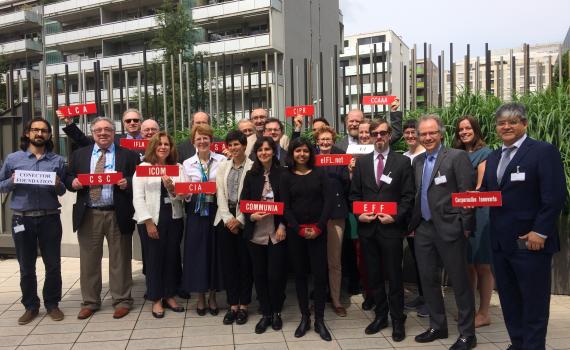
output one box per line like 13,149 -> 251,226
57,103 -> 97,117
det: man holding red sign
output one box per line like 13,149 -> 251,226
349,119 -> 414,342
65,117 -> 140,321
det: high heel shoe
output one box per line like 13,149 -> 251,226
152,310 -> 165,318
208,297 -> 219,316
162,299 -> 184,313
314,318 -> 332,341
294,315 -> 311,338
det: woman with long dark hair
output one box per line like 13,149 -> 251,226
133,132 -> 185,318
452,115 -> 494,328
281,137 -> 332,341
240,137 -> 288,334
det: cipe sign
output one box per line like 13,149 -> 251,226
285,105 -> 315,117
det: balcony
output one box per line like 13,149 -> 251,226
44,0 -> 119,17
45,15 -> 159,48
192,0 -> 282,22
344,84 -> 387,95
46,49 -> 166,75
195,33 -> 270,56
341,43 -> 390,57
343,63 -> 387,76
0,9 -> 41,30
0,39 -> 43,58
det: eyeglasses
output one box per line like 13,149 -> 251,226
30,128 -> 50,134
317,138 -> 333,142
496,120 -> 522,127
371,131 -> 390,138
92,127 -> 114,134
142,127 -> 159,132
124,119 -> 140,124
265,128 -> 281,133
418,131 -> 440,138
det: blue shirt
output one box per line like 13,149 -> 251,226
89,143 -> 116,207
0,150 -> 66,211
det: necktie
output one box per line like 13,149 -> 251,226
497,146 -> 516,184
89,149 -> 106,203
421,155 -> 436,221
376,154 -> 384,186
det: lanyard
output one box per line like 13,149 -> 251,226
197,158 -> 212,182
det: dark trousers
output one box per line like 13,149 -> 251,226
360,232 -> 405,321
138,218 -> 183,301
406,236 -> 424,296
248,240 -> 287,316
287,228 -> 328,319
12,214 -> 62,311
493,249 -> 552,350
218,222 -> 253,306
415,220 -> 475,337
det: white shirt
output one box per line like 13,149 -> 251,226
404,149 -> 426,165
372,147 -> 390,181
182,152 -> 226,183
348,135 -> 358,146
500,133 -> 527,162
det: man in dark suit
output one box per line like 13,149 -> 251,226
409,114 -> 476,350
349,119 -> 414,342
64,117 -> 140,320
480,103 -> 566,350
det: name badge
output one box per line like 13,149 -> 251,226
164,197 -> 172,204
434,174 -> 447,185
511,172 -> 525,182
13,225 -> 25,233
380,174 -> 393,184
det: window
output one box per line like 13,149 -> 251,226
357,35 -> 385,46
340,60 -> 349,68
344,40 -> 349,48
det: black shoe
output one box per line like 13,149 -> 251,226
271,313 -> 282,330
152,310 -> 165,318
294,315 -> 311,338
196,306 -> 207,316
162,300 -> 184,312
255,316 -> 272,334
209,306 -> 219,316
449,335 -> 477,350
415,328 -> 448,343
223,309 -> 237,325
361,297 -> 375,311
392,315 -> 406,342
236,309 -> 248,325
364,316 -> 388,334
314,318 -> 332,341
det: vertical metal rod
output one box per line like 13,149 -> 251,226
330,56 -> 335,125
437,55 -> 442,107
465,44 -> 470,93
355,44 -> 361,110
500,56 -> 504,99
382,42 -> 386,114
125,70 -> 129,111
258,61 -> 262,108
240,65 -> 245,118
411,45 -> 416,110
423,42 -> 428,108
440,50 -> 445,106
93,62 -> 100,116
333,44 -> 339,131
153,64 -> 158,118
170,55 -> 177,135
248,63 -> 252,114
275,53 -> 280,118
511,52 -> 516,98
265,53 -> 270,115
450,43 -> 455,103
200,56 -> 206,111
64,65 -> 70,105
143,46 -> 148,116
208,61 -> 213,115
373,44 -> 378,115
485,43 -> 492,95
369,47 -> 374,118
215,61 -> 219,122
524,43 -> 530,94
118,58 -> 124,113
303,59 -> 308,105
109,67 -> 114,120
185,62 -> 191,127
230,55 -> 235,118
342,65 -> 346,128
162,64 -> 168,132
316,62 -> 320,119
290,58 -> 295,106
28,71 -> 34,117
137,70 -> 142,113
295,65 -> 300,108
51,74 -> 59,153
179,53 -> 184,130
222,54 -> 227,121
319,51 -> 324,118
194,59 -> 199,112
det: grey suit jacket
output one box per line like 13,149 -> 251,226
409,146 -> 475,240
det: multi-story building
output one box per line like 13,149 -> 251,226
444,43 -> 562,104
414,58 -> 438,109
339,30 -> 410,119
192,0 -> 343,125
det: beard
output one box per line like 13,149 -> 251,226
30,137 -> 47,147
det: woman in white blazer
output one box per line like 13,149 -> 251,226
133,132 -> 185,318
215,130 -> 254,326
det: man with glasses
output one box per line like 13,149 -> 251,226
0,118 -> 67,325
65,117 -> 140,320
140,119 -> 160,139
409,114 -> 476,350
349,119 -> 414,342
262,118 -> 288,165
480,103 -> 566,350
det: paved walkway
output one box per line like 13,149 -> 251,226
0,257 -> 569,349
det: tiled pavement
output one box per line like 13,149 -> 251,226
1,257 -> 569,350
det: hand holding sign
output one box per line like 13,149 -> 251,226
358,213 -> 377,223
377,213 -> 395,224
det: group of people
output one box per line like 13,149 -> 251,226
0,101 -> 565,350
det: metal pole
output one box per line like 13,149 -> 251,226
118,58 -> 124,113
382,42 -> 386,114
162,63 -> 168,133
423,42 -> 428,108
330,56 -> 335,125
240,65 -> 245,118
319,51 -> 324,118
124,70 -> 129,110
411,45 -> 416,110
333,44 -> 339,131
290,58 -> 295,107
153,64 -> 158,118
440,50 -> 445,106
51,74 -> 59,153
137,70 -> 142,112
179,53 -> 184,130
524,43 -> 530,94
450,43 -> 455,103
295,65 -> 300,108
230,55 -> 235,118
485,43 -> 492,95
28,71 -> 34,117
265,53 -> 270,115
275,53 -> 280,119
185,62 -> 191,127
222,54 -> 227,121
373,44 -> 378,115
215,60 -> 219,122
143,46 -> 149,116
258,61 -> 262,108
208,61 -> 213,115
170,55 -> 177,135
465,44 -> 470,94
93,62 -> 100,116
248,63 -> 252,114
40,61 -> 46,118
64,65 -> 70,105
200,57 -> 206,111
316,62 -> 320,119
109,67 -> 114,121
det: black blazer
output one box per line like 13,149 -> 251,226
319,146 -> 350,219
64,144 -> 140,235
349,149 -> 414,238
240,165 -> 285,241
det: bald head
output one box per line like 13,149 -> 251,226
191,112 -> 210,127
346,109 -> 364,138
250,108 -> 268,134
141,119 -> 160,139
238,119 -> 255,137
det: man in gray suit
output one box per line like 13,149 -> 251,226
409,115 -> 476,350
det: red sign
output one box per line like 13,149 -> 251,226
210,142 -> 227,153
452,191 -> 503,207
362,96 -> 397,105
77,172 -> 123,186
240,201 -> 284,215
120,138 -> 149,151
315,154 -> 352,166
285,105 -> 315,117
136,165 -> 179,177
57,103 -> 97,117
175,182 -> 217,194
353,201 -> 397,215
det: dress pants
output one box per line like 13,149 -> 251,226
352,239 -> 372,296
287,228 -> 328,319
218,209 -> 253,306
493,249 -> 552,350
12,214 -> 62,311
406,236 -> 424,296
77,208 -> 133,310
360,230 -> 405,321
248,240 -> 287,316
414,220 -> 475,337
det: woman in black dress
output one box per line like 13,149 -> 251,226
241,137 -> 288,334
281,137 -> 332,341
